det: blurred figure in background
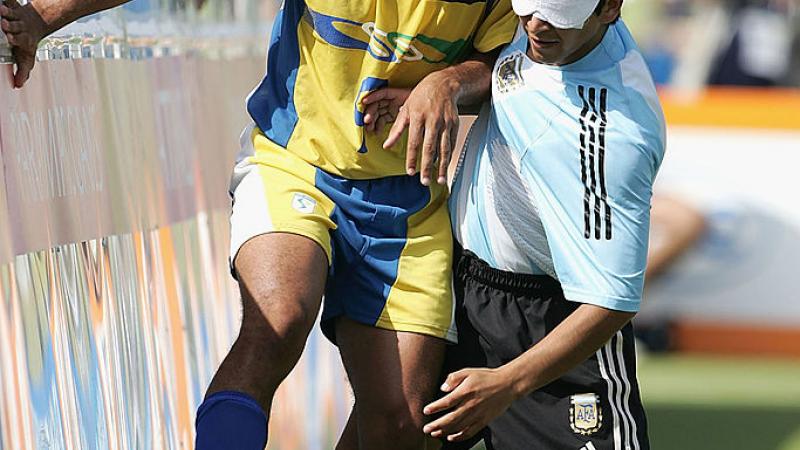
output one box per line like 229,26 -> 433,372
635,194 -> 706,352
619,0 -> 800,89
646,195 -> 706,280
708,0 -> 796,86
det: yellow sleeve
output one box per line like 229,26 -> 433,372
473,0 -> 518,53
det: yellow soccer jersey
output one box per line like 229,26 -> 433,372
246,0 -> 517,180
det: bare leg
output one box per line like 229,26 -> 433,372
205,233 -> 328,414
335,318 -> 446,450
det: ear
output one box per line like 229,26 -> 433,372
597,0 -> 622,25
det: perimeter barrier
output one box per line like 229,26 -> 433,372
0,3 -> 349,449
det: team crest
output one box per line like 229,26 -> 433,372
496,54 -> 524,93
570,393 -> 602,435
292,193 -> 317,214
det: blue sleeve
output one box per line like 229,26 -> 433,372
521,118 -> 662,312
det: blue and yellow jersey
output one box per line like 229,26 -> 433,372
246,0 -> 517,180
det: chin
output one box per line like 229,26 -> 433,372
529,51 -> 559,66
527,44 -> 564,65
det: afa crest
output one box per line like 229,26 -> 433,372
496,54 -> 524,93
570,393 -> 602,435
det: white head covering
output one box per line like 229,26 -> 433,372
511,0 -> 602,29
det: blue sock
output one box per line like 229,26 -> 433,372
195,391 -> 268,450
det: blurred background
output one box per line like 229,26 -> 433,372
0,0 -> 798,449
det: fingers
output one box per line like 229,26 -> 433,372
362,102 -> 380,131
363,101 -> 394,133
378,83 -> 457,186
447,424 -> 481,442
423,404 -> 472,438
444,121 -> 459,183
442,369 -> 471,393
405,114 -> 423,177
424,370 -> 471,415
436,129 -> 451,186
444,431 -> 464,441
437,116 -> 458,185
13,54 -> 33,88
424,390 -> 462,416
362,86 -> 410,106
375,111 -> 394,133
361,88 -> 391,105
6,30 -> 32,50
1,18 -> 24,34
418,120 -> 440,186
1,0 -> 41,89
0,5 -> 18,20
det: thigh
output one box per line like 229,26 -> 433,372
206,232 -> 329,405
336,318 -> 446,430
230,128 -> 336,338
234,233 -> 328,334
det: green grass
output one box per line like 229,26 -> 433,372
639,355 -> 800,450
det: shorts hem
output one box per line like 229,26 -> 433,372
230,224 -> 332,278
321,313 -> 457,344
374,317 -> 457,344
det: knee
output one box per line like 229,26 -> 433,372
358,399 -> 427,448
239,284 -> 318,344
226,294 -> 317,390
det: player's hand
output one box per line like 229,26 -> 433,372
361,87 -> 411,134
422,367 -> 518,442
381,72 -> 460,186
1,0 -> 47,88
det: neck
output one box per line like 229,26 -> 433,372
561,25 -> 609,66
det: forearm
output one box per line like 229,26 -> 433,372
31,0 -> 128,36
433,49 -> 500,108
502,304 -> 635,398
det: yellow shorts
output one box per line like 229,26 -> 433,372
229,126 -> 456,343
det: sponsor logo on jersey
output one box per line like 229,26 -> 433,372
579,441 -> 598,450
570,393 -> 603,435
292,193 -> 317,214
496,53 -> 524,93
306,8 -> 469,64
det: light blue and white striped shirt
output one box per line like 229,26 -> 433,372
451,21 -> 666,312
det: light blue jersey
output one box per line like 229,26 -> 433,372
450,21 -> 666,312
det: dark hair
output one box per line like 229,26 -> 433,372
594,0 -> 621,23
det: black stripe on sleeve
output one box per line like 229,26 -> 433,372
588,87 -> 602,240
578,85 -> 592,239
599,88 -> 612,240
